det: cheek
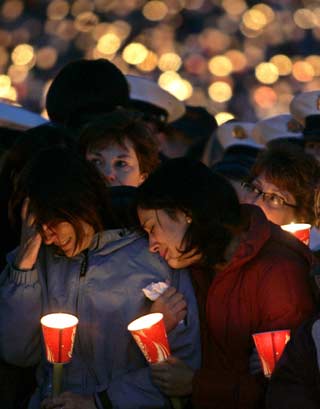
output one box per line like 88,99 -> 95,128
120,170 -> 145,187
262,207 -> 294,226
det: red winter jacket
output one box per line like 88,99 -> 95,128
191,205 -> 316,409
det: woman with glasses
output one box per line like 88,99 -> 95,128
136,157 -> 315,409
241,143 -> 320,227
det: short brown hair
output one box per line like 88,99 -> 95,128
79,110 -> 160,176
249,143 -> 320,225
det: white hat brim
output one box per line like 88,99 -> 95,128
0,101 -> 48,130
126,75 -> 185,122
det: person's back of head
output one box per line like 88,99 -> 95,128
10,146 -> 116,234
46,59 -> 129,129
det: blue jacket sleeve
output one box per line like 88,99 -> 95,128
0,251 -> 42,367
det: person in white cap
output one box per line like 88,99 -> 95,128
252,114 -> 304,147
126,75 -> 185,159
290,90 -> 320,126
0,99 -> 48,131
208,121 -> 262,199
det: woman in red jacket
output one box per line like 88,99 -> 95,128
137,157 -> 316,409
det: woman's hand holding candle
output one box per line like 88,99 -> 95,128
151,355 -> 194,396
150,287 -> 187,333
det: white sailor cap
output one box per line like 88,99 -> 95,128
290,90 -> 320,125
126,75 -> 185,123
216,121 -> 262,150
252,114 -> 303,145
0,99 -> 48,130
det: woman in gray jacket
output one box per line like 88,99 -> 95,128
0,147 -> 200,409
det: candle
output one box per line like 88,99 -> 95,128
128,313 -> 181,409
128,313 -> 170,363
41,313 -> 78,396
252,329 -> 291,378
281,223 -> 311,246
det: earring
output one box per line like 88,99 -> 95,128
186,216 -> 192,224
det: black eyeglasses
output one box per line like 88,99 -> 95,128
241,181 -> 298,210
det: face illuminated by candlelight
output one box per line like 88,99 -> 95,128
138,207 -> 201,269
241,173 -> 298,226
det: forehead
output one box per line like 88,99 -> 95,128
137,207 -> 156,222
89,138 -> 136,155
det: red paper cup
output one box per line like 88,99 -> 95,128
252,329 -> 291,377
281,223 -> 311,246
128,313 -> 170,364
41,313 -> 78,364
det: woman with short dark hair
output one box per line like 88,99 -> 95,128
137,157 -> 315,409
79,110 -> 160,187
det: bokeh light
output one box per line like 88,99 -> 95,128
253,86 -> 278,109
158,52 -> 182,72
0,1 -> 319,121
270,55 -> 292,76
122,42 -> 148,65
255,62 -> 279,84
292,61 -> 314,82
208,55 -> 233,77
208,81 -> 233,103
143,1 -> 168,21
97,33 -> 121,55
11,44 -> 34,66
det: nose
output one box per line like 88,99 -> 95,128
103,164 -> 116,184
148,235 -> 159,253
41,224 -> 56,245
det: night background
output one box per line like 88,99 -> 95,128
0,0 -> 320,125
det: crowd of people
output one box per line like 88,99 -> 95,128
1,57 -> 320,409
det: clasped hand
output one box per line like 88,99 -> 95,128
150,286 -> 187,333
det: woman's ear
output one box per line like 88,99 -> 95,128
139,172 -> 148,185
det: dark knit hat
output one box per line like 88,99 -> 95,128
46,59 -> 129,128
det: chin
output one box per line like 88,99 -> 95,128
167,258 -> 192,269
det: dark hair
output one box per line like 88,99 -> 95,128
0,124 -> 76,269
10,147 -> 116,250
46,59 -> 129,128
248,144 -> 320,225
137,157 -> 241,267
79,110 -> 160,176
